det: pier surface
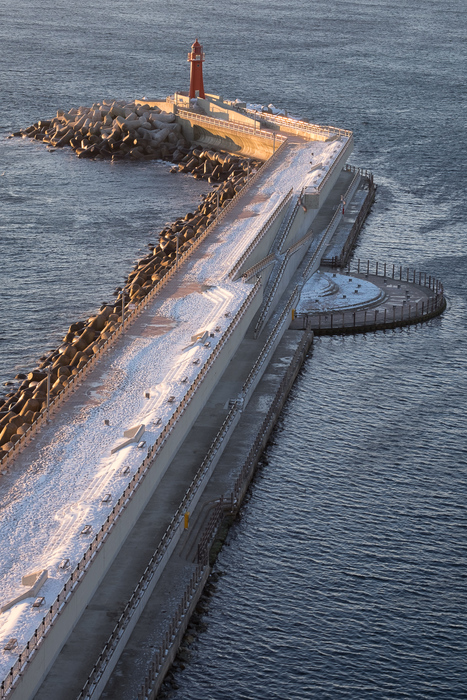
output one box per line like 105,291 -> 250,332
0,122 -> 351,700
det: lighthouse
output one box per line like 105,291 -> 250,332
188,38 -> 205,99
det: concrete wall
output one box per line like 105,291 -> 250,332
303,137 -> 354,210
176,119 -> 275,160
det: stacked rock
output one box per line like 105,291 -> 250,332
0,147 -> 262,460
11,100 -> 190,160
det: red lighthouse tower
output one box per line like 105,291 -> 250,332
188,39 -> 205,99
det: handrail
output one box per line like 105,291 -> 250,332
234,313 -> 312,502
304,259 -> 446,333
176,109 -> 288,144
136,503 -> 225,700
228,188 -> 293,280
275,195 -> 300,254
242,286 -> 300,403
243,108 -> 353,140
254,238 -> 310,339
241,252 -> 276,282
0,281 -> 261,699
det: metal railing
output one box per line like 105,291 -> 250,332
242,287 -> 300,404
0,112 -> 293,695
303,260 -> 445,334
275,194 -> 301,254
233,313 -> 312,502
176,109 -> 288,145
136,502 -> 224,700
228,189 -> 293,280
323,174 -> 376,268
243,108 -> 353,140
241,252 -> 276,282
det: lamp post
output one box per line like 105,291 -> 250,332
175,232 -> 181,270
46,365 -> 51,422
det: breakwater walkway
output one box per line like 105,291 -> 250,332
0,114 -> 348,700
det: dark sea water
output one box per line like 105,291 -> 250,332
1,0 -> 466,697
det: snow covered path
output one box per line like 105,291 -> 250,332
0,134 -> 348,671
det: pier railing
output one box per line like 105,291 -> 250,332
78,282 -> 306,699
253,229 -> 313,338
243,108 -> 353,141
243,286 -> 300,403
135,288 -> 306,700
228,188 -> 293,280
322,172 -> 376,268
176,109 -> 288,147
302,260 -> 446,334
136,501 -> 225,700
0,280 -> 260,699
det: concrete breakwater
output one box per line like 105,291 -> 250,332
0,124 -> 262,463
10,100 -> 188,161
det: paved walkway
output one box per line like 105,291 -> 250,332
29,134 -> 330,698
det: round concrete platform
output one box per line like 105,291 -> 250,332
297,271 -> 386,314
294,267 -> 446,335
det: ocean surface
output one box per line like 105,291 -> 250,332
1,0 -> 466,697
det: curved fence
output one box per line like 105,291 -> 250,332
303,260 -> 445,334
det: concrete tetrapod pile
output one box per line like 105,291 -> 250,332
10,100 -> 191,161
0,136 -> 262,462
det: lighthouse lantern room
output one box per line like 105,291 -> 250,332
188,39 -> 205,99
